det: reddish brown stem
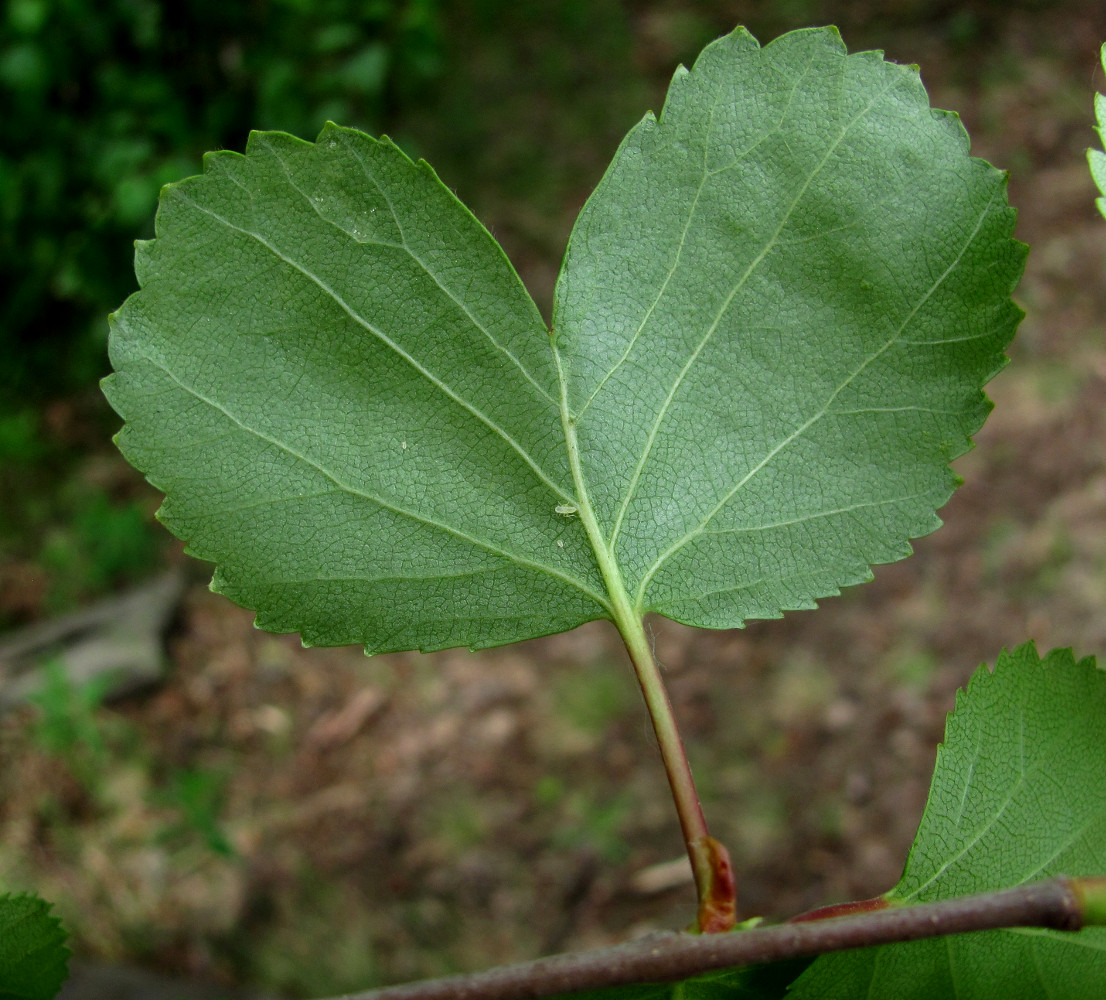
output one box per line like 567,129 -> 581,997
689,836 -> 737,932
789,895 -> 892,922
617,614 -> 737,931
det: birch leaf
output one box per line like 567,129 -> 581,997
104,27 -> 1024,652
0,893 -> 69,1000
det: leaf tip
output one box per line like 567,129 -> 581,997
244,129 -> 313,163
763,24 -> 845,55
702,23 -> 761,59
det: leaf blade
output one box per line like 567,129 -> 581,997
789,644 -> 1106,999
1089,44 -> 1106,219
554,26 -> 1025,628
0,893 -> 69,1000
105,123 -> 608,652
106,28 -> 1024,653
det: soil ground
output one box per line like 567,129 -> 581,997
3,2 -> 1106,996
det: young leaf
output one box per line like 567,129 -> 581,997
0,892 -> 70,1000
1089,43 -> 1106,218
103,27 -> 1024,653
788,644 -> 1106,999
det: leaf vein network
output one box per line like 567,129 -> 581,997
131,346 -> 606,607
265,566 -> 513,587
697,492 -> 928,535
266,143 -> 406,250
897,718 -> 1026,903
1023,812 -> 1100,884
633,186 -> 998,609
573,48 -> 817,424
610,75 -> 897,564
174,193 -> 571,504
650,565 -> 816,607
336,135 -> 559,407
1006,928 -> 1106,952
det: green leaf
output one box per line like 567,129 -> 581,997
1089,43 -> 1106,219
105,125 -> 605,653
103,27 -> 1024,653
554,27 -> 1022,629
789,644 -> 1106,999
0,893 -> 69,1000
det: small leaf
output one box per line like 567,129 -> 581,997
789,644 -> 1106,999
0,893 -> 70,1000
104,27 -> 1024,653
1089,43 -> 1106,218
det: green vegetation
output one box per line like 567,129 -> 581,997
0,892 -> 69,1000
19,661 -> 237,862
26,658 -> 113,779
0,425 -> 162,625
791,645 -> 1106,998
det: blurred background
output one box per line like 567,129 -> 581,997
2,0 -> 1105,996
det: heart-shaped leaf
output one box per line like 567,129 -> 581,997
103,27 -> 1024,653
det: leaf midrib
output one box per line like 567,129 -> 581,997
554,58 -> 995,619
238,132 -> 558,409
307,131 -> 560,408
897,710 -> 1026,904
570,47 -> 818,426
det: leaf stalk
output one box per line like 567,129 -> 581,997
616,606 -> 737,933
553,359 -> 736,932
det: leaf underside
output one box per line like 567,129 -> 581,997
0,893 -> 69,1000
104,26 -> 1024,654
789,644 -> 1106,999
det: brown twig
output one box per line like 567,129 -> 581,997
320,878 -> 1091,1000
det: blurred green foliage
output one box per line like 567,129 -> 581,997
37,492 -> 160,611
27,657 -> 113,775
535,775 -> 632,863
26,658 -> 236,860
0,0 -> 444,406
0,406 -> 162,622
155,767 -> 236,858
0,0 -> 643,628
